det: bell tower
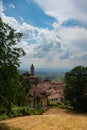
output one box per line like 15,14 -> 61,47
30,64 -> 34,76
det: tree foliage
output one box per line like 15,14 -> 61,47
0,18 -> 30,114
0,17 -> 25,68
64,65 -> 87,111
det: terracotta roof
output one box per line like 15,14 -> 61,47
29,80 -> 64,101
29,86 -> 48,98
36,81 -> 64,99
37,81 -> 64,91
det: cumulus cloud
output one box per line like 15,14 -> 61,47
58,26 -> 87,50
17,21 -> 62,60
2,16 -> 20,29
0,1 -> 19,29
33,0 -> 73,25
33,0 -> 87,25
0,0 -> 62,62
19,23 -> 36,40
0,0 -> 87,68
57,25 -> 87,63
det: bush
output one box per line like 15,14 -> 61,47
11,106 -> 44,117
0,113 -> 8,121
11,107 -> 30,117
0,106 -> 44,120
48,102 -> 73,110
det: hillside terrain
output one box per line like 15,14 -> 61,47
0,108 -> 87,130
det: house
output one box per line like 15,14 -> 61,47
48,93 -> 64,104
29,86 -> 48,109
36,80 -> 64,104
28,65 -> 64,106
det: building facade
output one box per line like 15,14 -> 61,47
29,86 -> 48,108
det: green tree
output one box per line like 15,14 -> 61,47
0,18 -> 26,114
64,65 -> 87,111
14,74 -> 31,106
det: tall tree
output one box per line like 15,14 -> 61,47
64,65 -> 87,111
0,18 -> 26,114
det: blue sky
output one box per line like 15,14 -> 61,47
3,0 -> 55,29
0,0 -> 87,69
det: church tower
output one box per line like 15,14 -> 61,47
30,64 -> 34,76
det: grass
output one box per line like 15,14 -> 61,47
0,108 -> 87,130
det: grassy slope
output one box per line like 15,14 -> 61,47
0,108 -> 87,130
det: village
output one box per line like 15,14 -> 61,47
0,1 -> 87,128
25,64 -> 64,109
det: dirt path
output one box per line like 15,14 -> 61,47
0,108 -> 87,130
44,107 -> 67,115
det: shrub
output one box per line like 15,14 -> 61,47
0,106 -> 44,120
0,113 -> 8,121
11,107 -> 30,117
11,107 -> 44,117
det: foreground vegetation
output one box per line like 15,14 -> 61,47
0,106 -> 44,121
64,65 -> 87,111
0,18 -> 31,117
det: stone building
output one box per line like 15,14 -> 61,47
29,86 -> 48,108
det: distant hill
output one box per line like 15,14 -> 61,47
19,67 -> 70,73
19,68 -> 71,82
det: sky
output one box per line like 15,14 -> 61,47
0,0 -> 87,69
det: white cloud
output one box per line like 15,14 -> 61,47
33,0 -> 73,25
59,26 -> 87,49
9,4 -> 15,9
0,1 -> 19,29
57,25 -> 87,66
18,16 -> 24,22
0,1 -> 4,17
0,0 -> 87,68
2,16 -> 20,29
33,0 -> 87,25
19,23 -> 36,40
19,22 -> 62,61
